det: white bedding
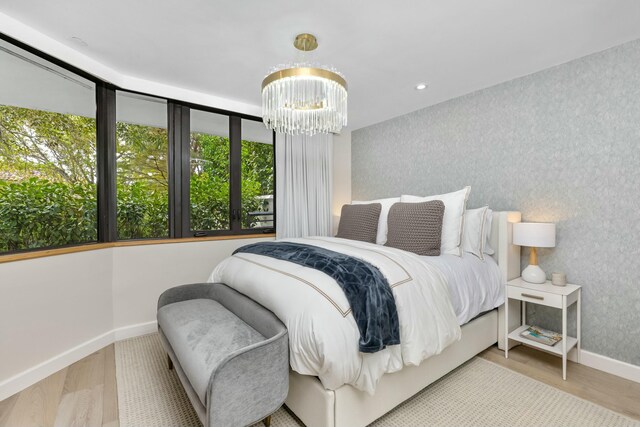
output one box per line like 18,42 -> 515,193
209,236 -> 461,394
419,254 -> 504,325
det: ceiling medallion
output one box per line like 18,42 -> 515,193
261,33 -> 348,136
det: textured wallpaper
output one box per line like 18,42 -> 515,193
352,39 -> 640,366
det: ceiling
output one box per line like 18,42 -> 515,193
1,0 -> 639,131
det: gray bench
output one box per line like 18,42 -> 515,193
157,283 -> 289,427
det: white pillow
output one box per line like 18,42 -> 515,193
484,209 -> 495,255
463,206 -> 489,260
352,197 -> 400,245
401,187 -> 471,256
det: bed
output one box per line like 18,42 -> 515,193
209,211 -> 522,427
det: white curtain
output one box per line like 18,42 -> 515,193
276,133 -> 333,239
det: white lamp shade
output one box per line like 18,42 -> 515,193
513,222 -> 556,248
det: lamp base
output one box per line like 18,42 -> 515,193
522,264 -> 546,284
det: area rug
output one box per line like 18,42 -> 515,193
115,333 -> 638,427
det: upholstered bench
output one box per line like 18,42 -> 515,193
157,283 -> 289,427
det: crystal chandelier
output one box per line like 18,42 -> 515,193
262,33 -> 347,136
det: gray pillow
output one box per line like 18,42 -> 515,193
336,203 -> 382,243
385,200 -> 445,256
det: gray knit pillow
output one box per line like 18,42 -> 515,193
385,200 -> 445,256
336,203 -> 382,243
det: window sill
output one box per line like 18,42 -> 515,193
0,233 -> 275,264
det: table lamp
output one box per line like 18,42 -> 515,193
513,222 -> 556,284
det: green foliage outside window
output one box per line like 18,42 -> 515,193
190,133 -> 230,231
0,178 -> 97,251
0,106 -> 98,252
116,121 -> 170,239
0,105 -> 274,252
188,132 -> 274,231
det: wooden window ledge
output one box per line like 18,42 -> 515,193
0,233 -> 275,264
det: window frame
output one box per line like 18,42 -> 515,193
180,106 -> 277,238
0,32 -> 276,256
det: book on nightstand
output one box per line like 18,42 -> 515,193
520,326 -> 563,346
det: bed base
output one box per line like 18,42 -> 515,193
284,211 -> 523,427
286,310 -> 497,427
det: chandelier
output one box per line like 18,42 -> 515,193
261,33 -> 348,136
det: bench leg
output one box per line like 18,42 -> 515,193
167,354 -> 174,370
263,415 -> 271,427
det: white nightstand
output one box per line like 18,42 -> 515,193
504,277 -> 581,380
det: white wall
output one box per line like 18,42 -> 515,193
332,131 -> 352,234
112,238 -> 268,329
0,249 -> 114,398
0,237 -> 271,401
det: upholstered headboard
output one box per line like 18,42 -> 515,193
491,211 -> 522,350
489,211 -> 522,283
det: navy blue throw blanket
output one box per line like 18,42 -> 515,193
233,242 -> 400,353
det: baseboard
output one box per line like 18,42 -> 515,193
568,349 -> 640,383
0,321 -> 158,402
113,320 -> 157,341
0,330 -> 114,401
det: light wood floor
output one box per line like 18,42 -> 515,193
0,345 -> 118,427
1,343 -> 639,426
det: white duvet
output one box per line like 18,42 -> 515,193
208,237 -> 461,394
421,254 -> 504,325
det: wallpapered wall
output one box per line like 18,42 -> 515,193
352,39 -> 640,365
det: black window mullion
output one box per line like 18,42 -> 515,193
229,116 -> 242,233
96,84 -> 117,243
168,103 -> 191,238
167,102 -> 179,238
180,107 -> 191,236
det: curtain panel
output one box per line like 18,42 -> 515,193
275,133 -> 333,238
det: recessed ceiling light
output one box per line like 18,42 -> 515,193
70,36 -> 88,47
415,82 -> 428,90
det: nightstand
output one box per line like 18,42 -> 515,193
504,277 -> 581,380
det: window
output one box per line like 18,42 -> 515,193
187,112 -> 275,235
241,119 -> 274,229
0,35 -> 275,255
115,92 -> 168,239
0,39 -> 97,252
189,109 -> 230,232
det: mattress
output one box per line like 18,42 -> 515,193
419,253 -> 504,325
